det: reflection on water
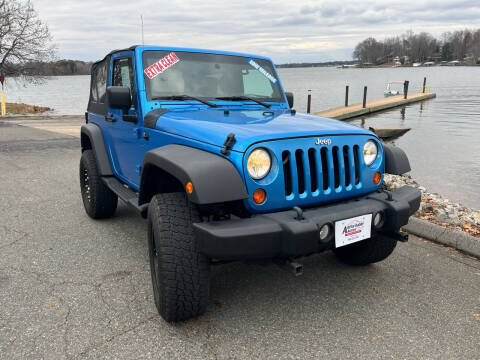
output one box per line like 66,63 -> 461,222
2,68 -> 479,208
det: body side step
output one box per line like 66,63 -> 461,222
102,177 -> 148,217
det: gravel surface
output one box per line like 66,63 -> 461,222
1,120 -> 479,359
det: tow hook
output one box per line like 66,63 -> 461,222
391,231 -> 409,242
379,182 -> 394,201
292,206 -> 304,220
274,259 -> 304,276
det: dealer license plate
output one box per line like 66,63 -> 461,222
335,214 -> 372,248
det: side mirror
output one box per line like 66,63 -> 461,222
285,92 -> 294,109
107,86 -> 131,112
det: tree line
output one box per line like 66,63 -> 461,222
19,60 -> 92,76
353,30 -> 480,65
276,60 -> 357,68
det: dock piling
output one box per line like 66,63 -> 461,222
403,81 -> 409,99
362,86 -> 367,108
345,86 -> 349,107
307,90 -> 311,114
422,77 -> 427,93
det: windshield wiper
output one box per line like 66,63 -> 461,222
151,95 -> 218,108
215,96 -> 271,108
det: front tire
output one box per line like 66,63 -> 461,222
79,150 -> 118,219
333,233 -> 397,266
148,193 -> 210,322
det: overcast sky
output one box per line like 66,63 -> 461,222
33,0 -> 480,63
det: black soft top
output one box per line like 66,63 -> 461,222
91,45 -> 140,67
88,45 -> 140,115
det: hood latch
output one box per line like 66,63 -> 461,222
220,133 -> 236,156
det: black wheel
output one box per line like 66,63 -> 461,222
79,150 -> 118,219
148,192 -> 210,322
333,233 -> 397,266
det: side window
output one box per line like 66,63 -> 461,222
90,68 -> 99,102
113,57 -> 134,104
96,64 -> 107,103
242,69 -> 274,97
90,62 -> 107,104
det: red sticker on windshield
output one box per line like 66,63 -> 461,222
144,52 -> 180,79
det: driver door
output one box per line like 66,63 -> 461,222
105,52 -> 145,188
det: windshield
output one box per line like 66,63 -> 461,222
142,50 -> 284,103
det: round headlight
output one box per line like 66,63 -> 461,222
363,140 -> 378,166
247,148 -> 271,180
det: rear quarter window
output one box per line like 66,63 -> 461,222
90,61 -> 107,104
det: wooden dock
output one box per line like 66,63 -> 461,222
315,92 -> 436,120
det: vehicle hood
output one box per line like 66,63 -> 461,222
152,108 -> 375,153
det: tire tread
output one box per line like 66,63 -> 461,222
79,150 -> 117,219
148,193 -> 209,322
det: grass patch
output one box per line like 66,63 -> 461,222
5,103 -> 52,115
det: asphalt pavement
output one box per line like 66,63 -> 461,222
0,117 -> 479,359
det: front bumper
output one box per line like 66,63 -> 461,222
193,186 -> 421,260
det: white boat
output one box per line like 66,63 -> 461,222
384,81 -> 404,97
412,62 -> 422,67
336,64 -> 358,69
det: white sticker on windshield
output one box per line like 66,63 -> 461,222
248,59 -> 277,84
144,52 -> 180,79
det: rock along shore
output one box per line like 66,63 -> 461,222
384,174 -> 480,238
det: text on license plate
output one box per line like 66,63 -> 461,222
334,214 -> 372,248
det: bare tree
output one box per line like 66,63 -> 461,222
472,30 -> 480,60
407,32 -> 437,62
353,37 -> 383,64
0,0 -> 55,79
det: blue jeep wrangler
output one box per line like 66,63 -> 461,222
80,45 -> 421,322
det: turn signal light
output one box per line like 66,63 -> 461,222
373,172 -> 381,185
253,189 -> 266,204
185,181 -> 194,194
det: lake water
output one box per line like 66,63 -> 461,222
3,67 -> 479,208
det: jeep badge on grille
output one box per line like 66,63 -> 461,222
315,138 -> 332,145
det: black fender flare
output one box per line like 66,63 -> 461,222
139,145 -> 248,205
80,123 -> 113,176
383,144 -> 411,175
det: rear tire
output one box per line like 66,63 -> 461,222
333,233 -> 397,266
79,150 -> 118,219
148,192 -> 210,322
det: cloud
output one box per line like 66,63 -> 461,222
32,0 -> 480,63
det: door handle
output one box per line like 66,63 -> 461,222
105,115 -> 116,122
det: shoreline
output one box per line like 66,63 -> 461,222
385,174 -> 480,238
3,102 -> 52,115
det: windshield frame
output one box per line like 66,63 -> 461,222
140,49 -> 286,105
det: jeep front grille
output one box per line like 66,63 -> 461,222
282,145 -> 361,197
